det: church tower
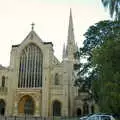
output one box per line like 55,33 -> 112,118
62,8 -> 78,117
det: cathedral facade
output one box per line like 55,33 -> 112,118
0,10 -> 96,117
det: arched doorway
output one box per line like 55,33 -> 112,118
83,102 -> 89,115
91,105 -> 94,113
0,99 -> 5,115
18,95 -> 34,115
53,100 -> 61,116
76,108 -> 81,116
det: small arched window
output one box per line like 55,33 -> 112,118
55,73 -> 59,85
1,76 -> 5,87
78,89 -> 81,96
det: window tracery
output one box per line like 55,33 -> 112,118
18,44 -> 43,88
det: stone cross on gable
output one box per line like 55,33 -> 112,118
31,22 -> 35,30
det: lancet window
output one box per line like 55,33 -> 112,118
55,73 -> 59,85
18,44 -> 43,88
1,76 -> 5,87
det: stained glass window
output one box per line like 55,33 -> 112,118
18,44 -> 43,88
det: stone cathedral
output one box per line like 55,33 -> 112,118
0,9 -> 96,117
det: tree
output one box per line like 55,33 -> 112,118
83,20 -> 120,53
92,39 -> 120,114
74,20 -> 120,93
101,0 -> 120,21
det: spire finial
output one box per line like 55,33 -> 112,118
31,22 -> 35,31
67,8 -> 74,44
70,8 -> 72,16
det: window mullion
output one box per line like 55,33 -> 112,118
18,56 -> 22,88
25,48 -> 28,88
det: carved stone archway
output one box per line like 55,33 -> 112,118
18,95 -> 35,115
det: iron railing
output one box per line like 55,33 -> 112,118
0,116 -> 80,120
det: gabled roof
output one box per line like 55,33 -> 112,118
21,30 -> 43,44
12,30 -> 53,47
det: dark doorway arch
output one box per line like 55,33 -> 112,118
76,108 -> 81,116
91,105 -> 94,113
18,95 -> 34,115
53,100 -> 61,116
24,97 -> 34,115
0,99 -> 5,115
83,102 -> 89,115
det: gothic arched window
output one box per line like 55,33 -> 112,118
55,73 -> 59,85
18,44 -> 43,88
1,76 -> 5,87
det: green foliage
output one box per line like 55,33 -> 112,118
92,39 -> 120,114
74,20 -> 120,113
83,20 -> 120,53
101,0 -> 120,21
74,20 -> 120,91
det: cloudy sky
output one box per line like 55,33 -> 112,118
0,0 -> 111,66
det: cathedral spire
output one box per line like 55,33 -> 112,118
67,8 -> 75,45
66,8 -> 75,59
